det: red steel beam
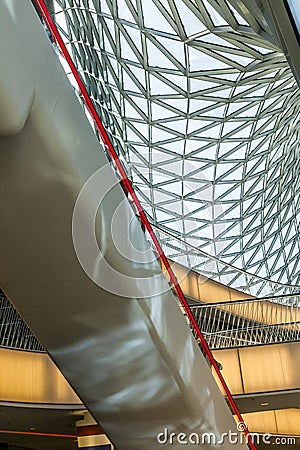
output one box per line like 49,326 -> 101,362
33,2 -> 255,448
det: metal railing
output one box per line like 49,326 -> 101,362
2,288 -> 300,352
190,294 -> 300,349
1,221 -> 300,353
147,226 -> 300,348
0,292 -> 44,352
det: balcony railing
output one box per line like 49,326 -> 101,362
0,292 -> 44,352
190,294 -> 300,349
1,224 -> 300,353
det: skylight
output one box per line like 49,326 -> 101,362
53,0 -> 300,294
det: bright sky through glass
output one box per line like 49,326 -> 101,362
287,0 -> 300,35
52,0 -> 300,294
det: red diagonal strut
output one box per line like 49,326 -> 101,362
34,2 -> 255,448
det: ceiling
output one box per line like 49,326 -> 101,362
0,404 -> 81,450
1,4 -> 300,447
50,0 -> 300,297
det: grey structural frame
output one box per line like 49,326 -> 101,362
50,0 -> 300,296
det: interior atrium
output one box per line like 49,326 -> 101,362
0,0 -> 299,449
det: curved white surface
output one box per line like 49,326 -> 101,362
0,2 -> 245,449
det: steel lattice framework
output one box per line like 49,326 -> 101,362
51,0 -> 300,295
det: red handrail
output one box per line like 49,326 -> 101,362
34,2 -> 255,447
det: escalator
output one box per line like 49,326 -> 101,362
0,2 -> 251,449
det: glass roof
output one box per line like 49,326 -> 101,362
286,0 -> 300,36
52,0 -> 300,294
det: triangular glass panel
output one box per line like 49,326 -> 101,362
117,0 -> 137,23
147,38 -> 179,70
141,0 -> 176,34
